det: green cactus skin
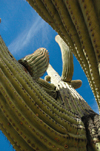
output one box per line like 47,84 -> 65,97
0,33 -> 100,150
55,35 -> 74,82
26,0 -> 100,113
65,0 -> 100,111
18,48 -> 49,80
0,36 -> 90,150
55,35 -> 82,89
44,75 -> 51,82
47,64 -> 100,151
78,0 -> 100,74
71,80 -> 82,89
37,78 -> 57,99
1,0 -> 100,150
63,0 -> 99,101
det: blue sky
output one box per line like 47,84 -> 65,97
0,0 -> 99,150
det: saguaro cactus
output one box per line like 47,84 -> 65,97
1,0 -> 100,151
0,34 -> 100,151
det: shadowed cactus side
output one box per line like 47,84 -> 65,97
18,48 -> 49,80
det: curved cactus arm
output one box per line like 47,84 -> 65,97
55,35 -> 82,89
18,48 -> 49,80
55,35 -> 74,82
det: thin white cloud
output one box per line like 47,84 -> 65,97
8,16 -> 46,55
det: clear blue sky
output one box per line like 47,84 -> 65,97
0,0 -> 99,150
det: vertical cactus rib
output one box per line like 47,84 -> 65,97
78,0 -> 100,74
93,0 -> 100,26
77,0 -> 100,110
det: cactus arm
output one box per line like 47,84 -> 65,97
71,80 -> 82,89
55,35 -> 74,82
36,78 -> 57,99
18,48 -> 49,80
37,78 -> 56,90
55,35 -> 82,89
